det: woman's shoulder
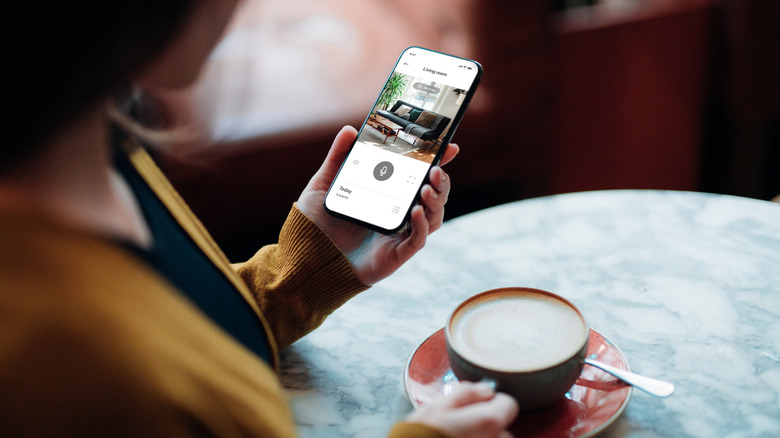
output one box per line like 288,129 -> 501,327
0,211 -> 296,436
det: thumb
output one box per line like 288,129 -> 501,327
444,382 -> 497,408
314,125 -> 358,185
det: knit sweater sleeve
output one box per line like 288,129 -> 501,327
232,206 -> 455,438
232,203 -> 369,349
388,422 -> 452,438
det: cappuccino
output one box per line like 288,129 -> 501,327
449,290 -> 587,372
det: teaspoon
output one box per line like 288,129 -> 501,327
584,358 -> 676,397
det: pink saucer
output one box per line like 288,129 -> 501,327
404,328 -> 632,437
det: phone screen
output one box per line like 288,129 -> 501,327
324,47 -> 482,233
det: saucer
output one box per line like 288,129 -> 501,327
403,328 -> 632,437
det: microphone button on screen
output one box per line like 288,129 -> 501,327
373,161 -> 394,181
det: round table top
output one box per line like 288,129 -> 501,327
280,190 -> 780,437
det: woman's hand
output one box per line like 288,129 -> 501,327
405,382 -> 519,438
296,125 -> 459,286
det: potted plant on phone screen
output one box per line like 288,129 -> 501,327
377,72 -> 409,110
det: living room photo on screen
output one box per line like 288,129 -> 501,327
356,73 -> 465,164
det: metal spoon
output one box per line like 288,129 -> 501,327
584,358 -> 676,397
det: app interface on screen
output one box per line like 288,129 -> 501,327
325,48 -> 479,230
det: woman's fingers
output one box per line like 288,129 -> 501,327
395,205 -> 429,262
439,143 -> 460,167
405,382 -> 519,438
418,166 -> 450,233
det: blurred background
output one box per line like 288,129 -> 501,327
153,0 -> 780,261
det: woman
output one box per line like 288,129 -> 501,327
0,1 -> 518,436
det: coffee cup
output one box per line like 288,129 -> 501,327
445,287 -> 589,411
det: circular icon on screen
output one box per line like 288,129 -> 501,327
373,161 -> 394,181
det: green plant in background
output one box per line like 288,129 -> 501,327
377,73 -> 409,110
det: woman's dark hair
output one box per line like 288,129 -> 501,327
1,1 -> 197,172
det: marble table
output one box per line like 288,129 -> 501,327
279,190 -> 780,437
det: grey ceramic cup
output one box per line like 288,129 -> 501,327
445,287 -> 589,411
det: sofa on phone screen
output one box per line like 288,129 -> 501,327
376,100 -> 450,144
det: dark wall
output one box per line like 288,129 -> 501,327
159,0 -> 780,262
701,0 -> 780,200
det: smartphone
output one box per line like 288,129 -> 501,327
324,47 -> 483,233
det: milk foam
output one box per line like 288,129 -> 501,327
449,291 -> 587,372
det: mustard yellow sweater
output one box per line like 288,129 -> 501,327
0,146 -> 445,437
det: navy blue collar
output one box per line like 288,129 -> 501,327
113,141 -> 273,365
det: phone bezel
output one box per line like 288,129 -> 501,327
323,46 -> 483,234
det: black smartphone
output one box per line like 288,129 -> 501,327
324,46 -> 483,233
